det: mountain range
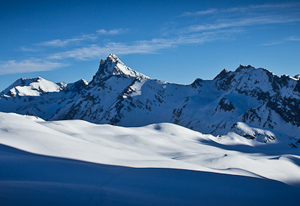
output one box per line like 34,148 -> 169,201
1,54 -> 300,146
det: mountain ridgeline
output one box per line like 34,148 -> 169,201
1,54 -> 300,145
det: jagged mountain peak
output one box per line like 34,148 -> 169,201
236,64 -> 255,71
213,65 -> 298,92
213,65 -> 257,79
214,65 -> 262,81
293,74 -> 300,80
214,68 -> 231,80
106,53 -> 120,62
92,54 -> 149,83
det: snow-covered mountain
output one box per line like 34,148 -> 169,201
1,54 -> 300,146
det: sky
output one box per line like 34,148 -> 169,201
0,0 -> 300,91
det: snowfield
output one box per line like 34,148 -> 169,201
1,112 -> 300,205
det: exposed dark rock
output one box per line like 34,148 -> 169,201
214,69 -> 230,80
191,78 -> 204,88
242,108 -> 262,123
266,96 -> 300,126
293,81 -> 300,93
217,98 -> 235,112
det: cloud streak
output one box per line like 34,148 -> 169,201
262,35 -> 300,46
37,34 -> 97,47
261,41 -> 283,46
287,36 -> 300,41
185,15 -> 300,33
0,59 -> 69,75
48,29 -> 239,61
97,28 -> 127,35
34,29 -> 126,48
181,9 -> 217,17
19,46 -> 40,52
181,3 -> 300,17
180,2 -> 300,37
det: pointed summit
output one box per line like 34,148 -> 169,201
106,53 -> 120,63
214,69 -> 231,80
92,54 -> 149,82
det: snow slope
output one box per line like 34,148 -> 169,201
1,112 -> 300,205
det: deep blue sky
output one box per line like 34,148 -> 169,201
0,0 -> 300,91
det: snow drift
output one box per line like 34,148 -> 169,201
0,112 -> 300,205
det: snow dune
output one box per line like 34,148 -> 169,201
1,112 -> 300,205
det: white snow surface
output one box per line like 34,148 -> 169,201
1,77 -> 62,97
1,112 -> 300,205
1,112 -> 300,183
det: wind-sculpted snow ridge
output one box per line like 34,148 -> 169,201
1,54 -> 300,147
0,112 -> 300,205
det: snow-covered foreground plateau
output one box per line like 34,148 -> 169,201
1,112 -> 300,205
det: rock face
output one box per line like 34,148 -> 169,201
1,54 -> 300,144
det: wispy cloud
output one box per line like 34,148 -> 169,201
185,15 -> 300,34
0,59 -> 68,75
33,29 -> 126,48
48,29 -> 239,61
180,2 -> 300,36
245,2 -> 300,10
37,34 -> 97,47
287,36 -> 300,41
261,41 -> 284,46
180,3 -> 300,17
96,28 -> 127,35
19,46 -> 39,52
181,9 -> 217,17
262,35 -> 300,46
48,42 -> 167,60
